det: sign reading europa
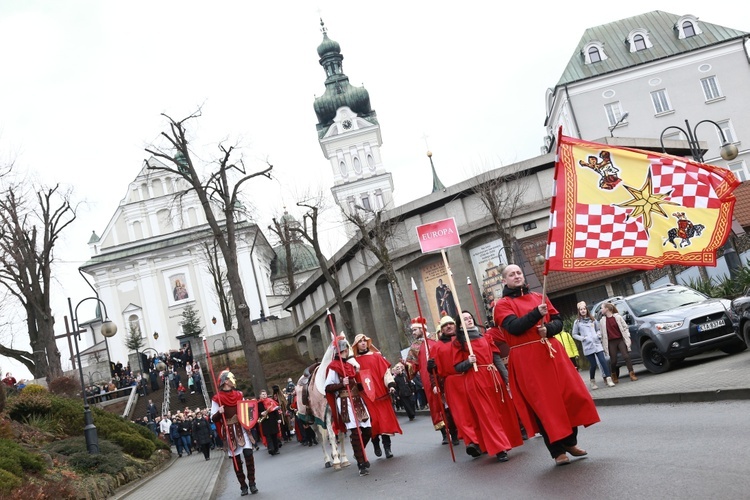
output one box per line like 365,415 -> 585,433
416,218 -> 461,253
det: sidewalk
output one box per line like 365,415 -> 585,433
575,348 -> 750,406
113,349 -> 750,499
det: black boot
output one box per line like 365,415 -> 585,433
249,484 -> 258,494
440,427 -> 448,445
383,435 -> 393,459
372,435 -> 382,457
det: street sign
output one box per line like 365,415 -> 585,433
416,218 -> 461,253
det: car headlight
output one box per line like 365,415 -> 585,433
654,321 -> 683,332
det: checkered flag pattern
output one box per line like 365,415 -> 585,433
649,157 -> 722,209
573,203 -> 649,259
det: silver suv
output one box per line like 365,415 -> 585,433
602,285 -> 745,374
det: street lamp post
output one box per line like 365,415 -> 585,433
609,111 -> 629,137
659,119 -> 742,280
67,296 -> 118,455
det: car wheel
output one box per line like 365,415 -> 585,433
720,337 -> 747,354
641,340 -> 671,374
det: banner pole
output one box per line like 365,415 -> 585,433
440,249 -> 476,370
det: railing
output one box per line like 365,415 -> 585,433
122,386 -> 139,420
85,386 -> 135,405
198,364 -> 210,410
162,373 -> 171,417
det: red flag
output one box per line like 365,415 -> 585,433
544,133 -> 739,273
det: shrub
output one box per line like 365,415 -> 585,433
48,436 -> 130,475
22,414 -> 63,435
48,376 -> 80,398
109,432 -> 155,459
0,468 -> 22,495
6,391 -> 52,422
21,384 -> 48,396
0,439 -> 46,484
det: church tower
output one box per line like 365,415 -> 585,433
313,21 -> 394,234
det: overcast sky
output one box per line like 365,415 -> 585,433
1,1 -> 744,379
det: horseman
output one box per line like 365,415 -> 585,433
674,212 -> 694,240
325,336 -> 372,477
211,370 -> 258,496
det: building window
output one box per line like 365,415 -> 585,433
604,102 -> 624,127
523,221 -> 537,231
716,120 -> 737,144
728,161 -> 748,182
676,16 -> 702,39
374,189 -> 384,209
583,41 -> 607,64
701,76 -> 722,101
682,21 -> 696,37
360,195 -> 371,211
633,34 -> 647,51
650,89 -> 672,114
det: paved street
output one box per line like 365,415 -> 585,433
212,401 -> 750,499
114,349 -> 750,499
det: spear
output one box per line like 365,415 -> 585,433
411,277 -> 456,462
203,336 -> 238,469
327,309 -> 368,464
466,277 -> 485,328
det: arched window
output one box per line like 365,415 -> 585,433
633,34 -> 646,51
588,47 -> 601,63
682,21 -> 696,37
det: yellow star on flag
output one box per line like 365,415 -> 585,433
616,170 -> 677,234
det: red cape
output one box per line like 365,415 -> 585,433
354,352 -> 402,436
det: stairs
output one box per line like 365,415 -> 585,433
129,365 -> 213,421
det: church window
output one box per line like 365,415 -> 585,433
132,220 -> 144,240
375,190 -> 384,209
360,195 -> 371,211
339,161 -> 348,177
367,154 -> 375,170
353,156 -> 362,174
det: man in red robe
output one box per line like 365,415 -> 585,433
257,389 -> 281,455
405,317 -> 457,445
493,264 -> 600,466
353,333 -> 402,459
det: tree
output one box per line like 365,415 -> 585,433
290,193 -> 354,335
180,304 -> 204,337
145,110 -> 271,392
344,206 -> 412,347
0,167 -> 76,380
124,323 -> 145,374
471,166 -> 530,264
200,240 -> 234,331
269,212 -> 297,295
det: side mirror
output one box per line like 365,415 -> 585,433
623,312 -> 634,325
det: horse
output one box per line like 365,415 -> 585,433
664,224 -> 704,248
294,346 -> 351,470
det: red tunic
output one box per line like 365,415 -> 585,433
406,338 -> 444,428
493,291 -> 600,443
431,338 -> 469,443
354,352 -> 402,436
441,334 -> 522,455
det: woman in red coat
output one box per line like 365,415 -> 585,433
493,265 -> 600,466
353,334 -> 402,459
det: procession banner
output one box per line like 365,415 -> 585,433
545,133 -> 739,273
416,218 -> 461,253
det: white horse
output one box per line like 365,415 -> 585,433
295,345 -> 351,470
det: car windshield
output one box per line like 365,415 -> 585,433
626,287 -> 708,316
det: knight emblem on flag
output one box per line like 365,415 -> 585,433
237,399 -> 259,430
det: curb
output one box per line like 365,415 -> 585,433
110,455 -> 178,500
592,388 -> 750,406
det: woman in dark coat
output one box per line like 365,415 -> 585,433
192,410 -> 213,460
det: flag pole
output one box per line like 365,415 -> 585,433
440,249 -> 476,370
411,277 -> 456,462
203,336 -> 238,469
326,309 -> 368,464
466,277 -> 484,328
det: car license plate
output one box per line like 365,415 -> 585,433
697,319 -> 725,332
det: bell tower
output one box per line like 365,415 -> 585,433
313,20 -> 394,235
